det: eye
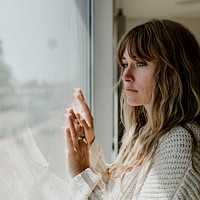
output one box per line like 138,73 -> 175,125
121,63 -> 128,69
136,61 -> 146,67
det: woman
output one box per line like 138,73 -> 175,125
66,19 -> 200,199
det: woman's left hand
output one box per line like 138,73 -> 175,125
66,109 -> 90,178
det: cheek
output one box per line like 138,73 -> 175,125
140,77 -> 154,102
144,81 -> 153,102
145,88 -> 153,102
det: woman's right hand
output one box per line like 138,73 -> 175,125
73,88 -> 95,147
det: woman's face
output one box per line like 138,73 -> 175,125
122,49 -> 156,110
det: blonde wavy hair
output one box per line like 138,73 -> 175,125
110,19 -> 200,178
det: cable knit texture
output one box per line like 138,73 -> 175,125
69,123 -> 200,199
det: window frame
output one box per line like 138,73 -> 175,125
92,0 -> 114,162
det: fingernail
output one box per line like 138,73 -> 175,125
68,108 -> 74,113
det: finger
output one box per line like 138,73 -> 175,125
78,137 -> 88,164
77,88 -> 85,100
66,128 -> 75,153
68,108 -> 84,138
68,114 -> 79,151
65,108 -> 76,123
68,108 -> 76,119
68,108 -> 82,131
73,88 -> 93,126
76,113 -> 89,130
76,92 -> 93,125
74,88 -> 85,100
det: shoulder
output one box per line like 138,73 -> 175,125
162,125 -> 193,140
146,124 -> 200,199
159,123 -> 199,148
159,125 -> 195,150
154,125 -> 197,163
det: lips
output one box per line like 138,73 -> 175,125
124,87 -> 138,93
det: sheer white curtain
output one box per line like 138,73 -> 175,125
0,0 -> 90,199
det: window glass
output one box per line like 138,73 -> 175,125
0,0 -> 90,180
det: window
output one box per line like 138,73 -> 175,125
0,0 -> 91,181
0,0 -> 114,198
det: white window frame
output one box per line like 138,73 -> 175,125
91,0 -> 114,162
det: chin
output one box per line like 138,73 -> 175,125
127,100 -> 141,107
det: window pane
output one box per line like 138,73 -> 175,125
0,0 -> 90,182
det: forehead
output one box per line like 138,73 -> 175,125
122,47 -> 158,64
122,49 -> 158,69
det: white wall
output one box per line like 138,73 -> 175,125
126,18 -> 200,42
93,0 -> 113,162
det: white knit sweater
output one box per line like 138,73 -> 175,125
69,123 -> 200,199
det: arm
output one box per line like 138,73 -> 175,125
137,126 -> 193,199
67,127 -> 112,199
69,167 -> 110,200
67,88 -> 111,180
66,89 -> 113,199
67,130 -> 112,199
89,141 -> 110,184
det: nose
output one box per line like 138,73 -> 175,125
122,65 -> 135,82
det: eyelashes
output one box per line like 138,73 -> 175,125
121,64 -> 128,69
121,61 -> 147,69
136,61 -> 146,67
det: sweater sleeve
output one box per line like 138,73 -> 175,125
69,167 -> 110,200
69,141 -> 112,199
137,126 -> 194,199
89,141 -> 110,184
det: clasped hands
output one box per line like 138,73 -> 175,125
66,89 -> 95,178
